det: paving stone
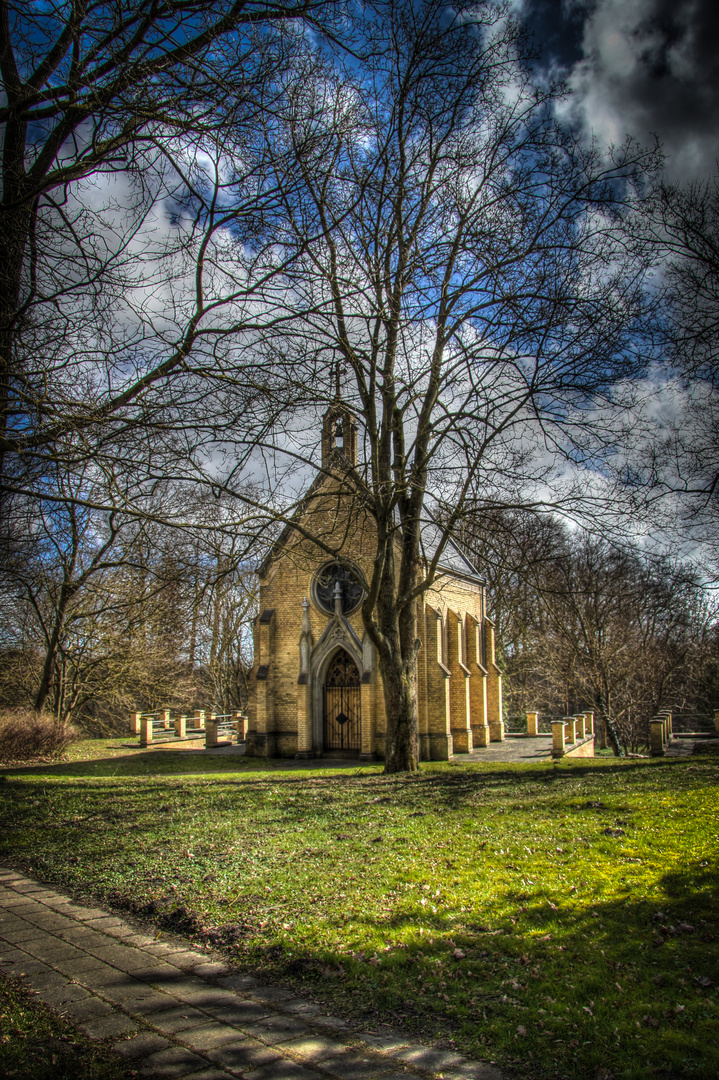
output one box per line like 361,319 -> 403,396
22,940 -> 83,962
102,978 -> 164,1005
37,982 -> 93,1006
129,992 -> 183,1017
312,1017 -> 349,1031
57,953 -> 111,973
83,916 -> 129,930
0,926 -> 46,943
390,1047 -> 465,1070
140,1046 -> 210,1077
250,985 -> 296,1003
146,1005 -> 215,1034
320,1056 -> 399,1080
282,1000 -> 322,1018
185,1070 -> 236,1080
243,1062 -> 322,1080
207,1038 -> 285,1072
217,974 -> 258,992
210,1001 -> 274,1026
112,1032 -> 173,1059
24,969 -> 72,989
245,1015 -> 311,1045
276,1036 -> 349,1063
440,1065 -> 504,1080
357,1034 -> 410,1054
134,963 -> 186,983
151,976 -> 208,997
60,996 -> 116,1023
178,1022 -> 249,1050
12,959 -> 53,977
75,907 -> 112,920
79,1012 -> 139,1039
176,987 -> 243,1010
186,962 -> 230,979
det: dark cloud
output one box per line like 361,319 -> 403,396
526,0 -> 719,180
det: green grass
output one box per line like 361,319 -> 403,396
0,750 -> 717,1080
0,972 -> 131,1079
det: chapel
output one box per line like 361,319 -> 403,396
245,397 -> 504,761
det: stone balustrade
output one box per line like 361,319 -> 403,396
131,708 -> 248,749
551,712 -> 595,759
650,711 -> 674,756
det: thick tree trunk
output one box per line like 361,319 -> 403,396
379,647 -> 420,773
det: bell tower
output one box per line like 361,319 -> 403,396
322,362 -> 357,467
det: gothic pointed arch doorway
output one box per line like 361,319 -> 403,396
323,649 -> 361,753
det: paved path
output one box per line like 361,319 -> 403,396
0,867 -> 503,1080
465,738 -> 553,763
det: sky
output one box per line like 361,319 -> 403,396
521,0 -> 719,182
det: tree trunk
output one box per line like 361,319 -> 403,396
34,583 -> 74,715
379,647 -> 420,773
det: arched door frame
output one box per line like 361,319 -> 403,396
311,634 -> 363,753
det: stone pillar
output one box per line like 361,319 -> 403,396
526,711 -> 539,736
552,721 -> 566,757
575,714 -> 585,740
467,615 -> 490,748
564,717 -> 576,744
448,610 -> 473,753
130,712 -> 141,736
192,709 -> 205,730
233,712 -> 248,740
422,606 -> 453,760
174,715 -> 187,739
140,716 -> 153,747
360,680 -> 375,760
295,682 -> 314,758
650,718 -> 666,757
585,712 -> 594,737
248,608 -> 275,756
485,619 -> 504,742
160,708 -> 171,730
205,714 -> 219,748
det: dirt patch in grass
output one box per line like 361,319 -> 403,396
1,755 -> 717,1080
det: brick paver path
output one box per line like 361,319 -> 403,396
0,866 -> 504,1080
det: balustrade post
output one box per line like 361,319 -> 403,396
650,718 -> 666,757
526,711 -> 539,736
140,716 -> 153,747
174,715 -> 187,739
552,721 -> 567,756
129,712 -> 141,736
205,714 -> 218,748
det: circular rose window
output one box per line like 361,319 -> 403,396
312,561 -> 364,616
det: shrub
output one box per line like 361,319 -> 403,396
0,710 -> 78,763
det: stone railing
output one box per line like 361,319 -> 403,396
551,712 -> 595,759
130,709 -> 248,749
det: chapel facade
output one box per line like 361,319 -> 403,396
245,399 -> 504,760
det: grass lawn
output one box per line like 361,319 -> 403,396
0,746 -> 717,1080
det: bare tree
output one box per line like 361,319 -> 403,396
0,0 -> 347,505
257,0 -> 659,771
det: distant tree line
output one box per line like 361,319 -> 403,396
0,482 -> 257,731
461,511 -> 718,754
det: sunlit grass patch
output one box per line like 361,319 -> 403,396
0,752 -> 717,1079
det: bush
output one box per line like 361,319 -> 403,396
0,710 -> 78,763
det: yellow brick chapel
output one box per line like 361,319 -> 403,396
245,400 -> 504,761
